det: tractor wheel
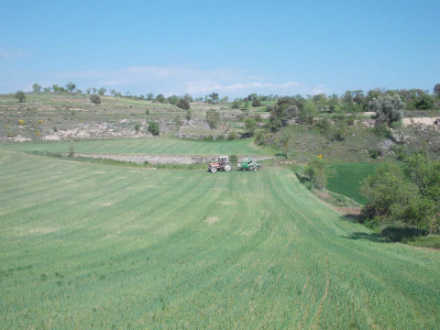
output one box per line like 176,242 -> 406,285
223,164 -> 232,172
210,167 -> 217,173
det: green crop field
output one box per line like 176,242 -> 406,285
327,163 -> 379,204
1,149 -> 439,329
0,137 -> 272,156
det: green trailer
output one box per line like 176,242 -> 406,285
237,158 -> 263,171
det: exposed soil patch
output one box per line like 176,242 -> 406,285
73,153 -> 273,165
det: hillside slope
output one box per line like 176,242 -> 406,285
0,150 -> 439,329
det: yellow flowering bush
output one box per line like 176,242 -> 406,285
18,119 -> 26,125
35,131 -> 41,136
38,120 -> 44,123
318,155 -> 323,160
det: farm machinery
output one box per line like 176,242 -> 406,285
237,158 -> 263,171
208,156 -> 232,173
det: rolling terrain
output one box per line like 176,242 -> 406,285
1,149 -> 439,329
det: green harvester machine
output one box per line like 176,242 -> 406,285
237,158 -> 263,171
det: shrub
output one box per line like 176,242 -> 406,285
231,100 -> 242,109
145,109 -> 150,115
90,94 -> 101,105
254,114 -> 262,122
15,91 -> 26,103
68,146 -> 74,157
230,154 -> 238,164
252,99 -> 262,107
186,109 -> 192,120
369,149 -> 381,159
148,121 -> 160,136
255,131 -> 265,145
135,123 -> 141,132
227,131 -> 237,140
244,117 -> 257,136
369,94 -> 404,126
176,99 -> 190,110
306,158 -> 331,189
206,109 -> 220,129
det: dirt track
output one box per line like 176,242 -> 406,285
73,153 -> 273,165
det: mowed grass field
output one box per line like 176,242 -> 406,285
327,163 -> 379,204
1,150 -> 439,329
0,138 -> 271,156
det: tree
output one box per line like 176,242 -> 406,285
369,94 -> 404,126
206,109 -> 220,129
32,83 -> 42,93
299,101 -> 318,124
43,87 -> 51,92
15,91 -> 26,103
231,99 -> 242,109
209,92 -> 219,103
90,94 -> 101,104
306,157 -> 331,189
52,84 -> 61,92
148,121 -> 160,136
176,99 -> 190,110
252,99 -> 262,107
156,94 -> 166,103
279,130 -> 292,158
92,87 -> 97,94
174,115 -> 182,131
98,87 -> 107,96
167,95 -> 179,105
147,93 -> 154,101
244,117 -> 257,136
414,94 -> 434,110
66,82 -> 76,93
86,88 -> 91,94
434,84 -> 440,98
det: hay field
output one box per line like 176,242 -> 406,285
0,150 -> 439,329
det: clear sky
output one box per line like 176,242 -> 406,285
1,0 -> 439,98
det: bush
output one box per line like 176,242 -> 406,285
306,158 -> 331,189
255,131 -> 265,145
252,99 -> 262,107
231,100 -> 242,109
244,117 -> 257,136
206,109 -> 220,129
176,99 -> 190,110
369,94 -> 404,126
15,91 -> 26,103
227,131 -> 237,140
230,154 -> 238,164
145,109 -> 150,115
90,94 -> 101,105
135,123 -> 141,132
148,121 -> 160,136
186,109 -> 192,120
369,149 -> 381,159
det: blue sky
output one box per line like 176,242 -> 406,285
1,0 -> 439,98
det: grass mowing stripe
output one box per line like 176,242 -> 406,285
0,151 -> 439,328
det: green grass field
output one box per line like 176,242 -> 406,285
1,149 -> 439,329
0,137 -> 272,156
327,163 -> 379,204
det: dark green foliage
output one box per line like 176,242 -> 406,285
244,117 -> 257,136
414,94 -> 434,110
255,131 -> 265,145
227,131 -> 237,140
14,91 -> 26,103
251,99 -> 262,107
134,123 -> 141,132
174,115 -> 182,131
156,94 -> 166,103
299,101 -> 317,124
206,109 -> 220,129
148,121 -> 160,136
229,154 -> 238,164
167,95 -> 179,105
361,157 -> 440,233
176,99 -> 190,110
434,83 -> 440,98
145,109 -> 150,115
369,94 -> 404,126
90,94 -> 101,104
231,99 -> 242,109
306,158 -> 331,189
65,82 -> 76,93
32,83 -> 42,93
186,109 -> 192,120
98,87 -> 107,96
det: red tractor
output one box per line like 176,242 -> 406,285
208,156 -> 232,173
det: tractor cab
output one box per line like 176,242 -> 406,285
208,156 -> 232,173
